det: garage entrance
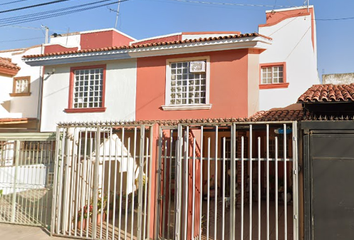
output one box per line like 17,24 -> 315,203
303,122 -> 354,240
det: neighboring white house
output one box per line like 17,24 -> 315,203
33,29 -> 137,132
258,5 -> 320,110
0,46 -> 43,130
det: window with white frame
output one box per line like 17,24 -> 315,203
167,59 -> 208,106
10,76 -> 31,96
261,65 -> 284,84
73,68 -> 103,109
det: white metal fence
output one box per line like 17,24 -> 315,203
0,138 -> 55,227
52,123 -> 154,240
156,122 -> 299,240
51,121 -> 299,240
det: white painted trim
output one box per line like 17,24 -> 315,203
161,104 -> 212,111
24,36 -> 272,66
164,56 -> 211,108
130,32 -> 182,45
265,5 -> 313,13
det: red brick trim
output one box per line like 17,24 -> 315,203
64,107 -> 106,113
67,64 -> 106,112
259,82 -> 289,89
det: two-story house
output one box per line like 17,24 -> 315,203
18,5 -> 319,240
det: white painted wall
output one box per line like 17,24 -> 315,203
0,165 -> 47,195
259,6 -> 320,110
41,59 -> 137,132
0,46 -> 43,119
48,34 -> 81,49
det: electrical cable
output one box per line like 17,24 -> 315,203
0,0 -> 71,14
0,0 -> 129,26
0,0 -> 30,6
162,0 -> 293,8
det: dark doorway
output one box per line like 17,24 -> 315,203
303,122 -> 354,240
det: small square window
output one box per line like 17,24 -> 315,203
162,57 -> 212,111
65,65 -> 106,113
10,76 -> 31,97
260,63 -> 289,89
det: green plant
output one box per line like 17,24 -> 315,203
97,193 -> 108,213
77,205 -> 92,221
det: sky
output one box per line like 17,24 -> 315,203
0,0 -> 354,77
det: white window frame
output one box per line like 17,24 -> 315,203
73,67 -> 104,109
261,65 -> 284,84
162,56 -> 211,111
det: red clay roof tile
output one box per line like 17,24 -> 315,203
298,84 -> 354,103
0,57 -> 20,70
23,33 -> 267,59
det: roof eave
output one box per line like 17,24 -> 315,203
23,36 -> 272,66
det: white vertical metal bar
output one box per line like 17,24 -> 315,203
86,133 -> 94,239
106,128 -> 113,240
230,123 -> 236,240
155,127 -> 163,239
118,128 -> 125,239
74,131 -> 82,236
198,126 -> 203,240
131,127 -> 137,239
183,126 -> 189,240
222,137 -> 226,240
124,138 -> 131,240
167,132 -> 173,240
99,131 -> 107,240
81,130 -> 88,237
143,137 -> 150,240
61,128 -> 72,233
137,126 -> 146,240
275,137 -> 279,240
283,124 -> 287,240
68,128 -> 78,236
206,137 -> 211,240
266,125 -> 270,240
162,139 -> 168,239
258,137 -> 261,240
111,134 -> 119,240
91,127 -> 101,238
174,125 -> 183,240
147,127 -> 154,240
214,126 -> 218,240
241,136 -> 244,240
249,125 -> 253,240
292,122 -> 299,240
10,140 -> 20,223
192,138 -> 196,240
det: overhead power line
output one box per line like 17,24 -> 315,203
0,0 -> 30,6
164,0 -> 293,8
0,0 -> 71,14
0,0 -> 130,27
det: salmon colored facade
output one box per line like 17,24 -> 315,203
136,49 -> 262,121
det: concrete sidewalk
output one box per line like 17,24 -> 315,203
0,223 -> 73,240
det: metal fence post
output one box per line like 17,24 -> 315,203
92,127 -> 101,238
11,140 -> 20,223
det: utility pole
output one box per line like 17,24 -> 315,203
41,25 -> 49,44
114,0 -> 121,29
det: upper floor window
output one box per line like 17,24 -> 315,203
10,76 -> 31,97
260,62 -> 289,89
65,65 -> 106,113
162,57 -> 211,111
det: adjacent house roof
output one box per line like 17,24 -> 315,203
23,32 -> 269,60
0,57 -> 20,76
298,84 -> 354,103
